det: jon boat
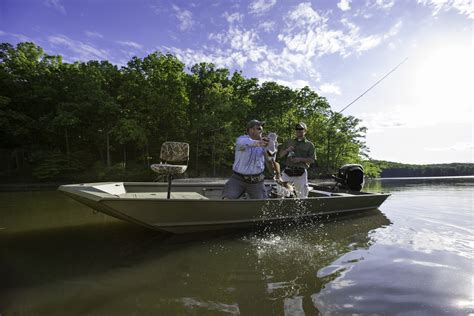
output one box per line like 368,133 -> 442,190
58,142 -> 390,233
58,181 -> 389,234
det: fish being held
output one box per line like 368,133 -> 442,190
264,132 -> 296,197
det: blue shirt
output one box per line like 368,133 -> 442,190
232,135 -> 266,175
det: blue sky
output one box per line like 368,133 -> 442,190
1,0 -> 472,164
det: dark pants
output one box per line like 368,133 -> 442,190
222,173 -> 266,199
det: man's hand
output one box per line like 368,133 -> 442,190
289,157 -> 302,163
284,146 -> 295,154
255,138 -> 269,147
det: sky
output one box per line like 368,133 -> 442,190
0,0 -> 472,164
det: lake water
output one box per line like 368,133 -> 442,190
1,177 -> 473,315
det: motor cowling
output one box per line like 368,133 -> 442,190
334,164 -> 364,191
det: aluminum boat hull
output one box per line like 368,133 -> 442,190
58,181 -> 390,233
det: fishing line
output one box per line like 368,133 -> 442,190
337,57 -> 408,114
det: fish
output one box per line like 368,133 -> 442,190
264,132 -> 296,196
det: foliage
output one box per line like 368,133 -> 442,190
368,160 -> 474,178
31,151 -> 86,180
0,41 -> 373,182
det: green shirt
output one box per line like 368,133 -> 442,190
280,138 -> 316,169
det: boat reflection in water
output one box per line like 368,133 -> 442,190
1,205 -> 390,315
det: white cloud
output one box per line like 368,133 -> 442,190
117,41 -> 143,50
259,21 -> 276,32
374,0 -> 395,10
0,30 -> 33,42
255,48 -> 321,81
337,0 -> 352,11
85,31 -> 103,39
357,35 -> 382,52
319,83 -> 342,95
417,0 -> 474,19
224,12 -> 243,24
209,26 -> 267,62
286,2 -> 324,29
43,0 -> 66,15
278,3 -> 401,58
249,0 -> 277,15
167,46 -> 248,69
172,5 -> 195,31
48,34 -> 109,61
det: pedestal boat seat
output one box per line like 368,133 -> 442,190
151,141 -> 189,199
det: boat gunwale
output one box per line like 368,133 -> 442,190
59,181 -> 390,202
98,193 -> 390,202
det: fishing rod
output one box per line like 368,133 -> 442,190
336,57 -> 408,115
325,57 -> 408,173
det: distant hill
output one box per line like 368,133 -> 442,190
369,160 -> 474,178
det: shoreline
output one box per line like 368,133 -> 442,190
1,175 -> 473,191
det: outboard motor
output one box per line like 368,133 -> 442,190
333,164 -> 364,191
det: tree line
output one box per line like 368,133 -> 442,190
371,161 -> 474,178
0,42 -> 380,182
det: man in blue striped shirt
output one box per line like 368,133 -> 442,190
222,120 -> 269,199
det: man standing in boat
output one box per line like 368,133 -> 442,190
279,122 -> 316,198
222,119 -> 269,199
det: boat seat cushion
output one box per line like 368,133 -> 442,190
151,163 -> 187,175
160,141 -> 189,162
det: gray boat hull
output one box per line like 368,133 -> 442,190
59,182 -> 390,233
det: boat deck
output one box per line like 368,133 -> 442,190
118,192 -> 209,200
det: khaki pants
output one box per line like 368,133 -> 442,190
282,169 -> 309,198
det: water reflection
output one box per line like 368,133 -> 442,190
312,177 -> 474,314
0,201 -> 390,315
3,178 -> 471,315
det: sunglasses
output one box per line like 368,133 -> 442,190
254,126 -> 263,131
295,128 -> 304,131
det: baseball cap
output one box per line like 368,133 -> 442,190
247,119 -> 265,129
295,122 -> 307,130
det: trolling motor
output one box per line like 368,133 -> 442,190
332,164 -> 364,191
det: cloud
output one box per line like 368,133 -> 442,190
117,41 -> 143,50
337,0 -> 352,11
48,34 -> 109,61
286,2 -> 324,28
319,83 -> 342,95
278,2 -> 402,58
166,46 -> 248,69
43,0 -> 66,15
373,0 -> 395,10
224,12 -> 243,24
172,5 -> 195,31
0,30 -> 33,42
255,48 -> 321,81
417,0 -> 474,19
249,0 -> 277,15
259,21 -> 276,32
209,26 -> 266,62
85,31 -> 103,39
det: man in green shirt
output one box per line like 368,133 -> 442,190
279,122 -> 316,198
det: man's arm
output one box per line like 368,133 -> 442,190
279,141 -> 295,158
291,144 -> 315,164
236,136 -> 267,151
